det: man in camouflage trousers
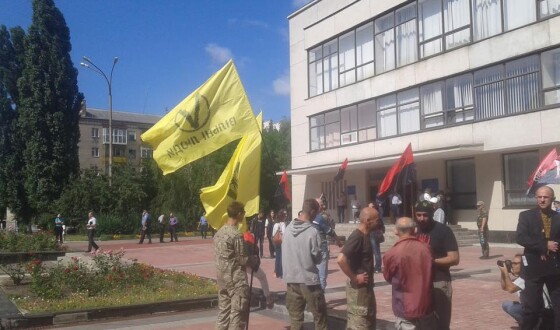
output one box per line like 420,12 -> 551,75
214,201 -> 255,330
337,207 -> 380,329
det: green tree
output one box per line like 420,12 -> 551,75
14,0 -> 83,224
0,26 -> 26,217
260,118 -> 291,211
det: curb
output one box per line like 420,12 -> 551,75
0,295 -> 218,329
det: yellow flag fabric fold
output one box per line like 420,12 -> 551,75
141,60 -> 258,175
200,113 -> 262,232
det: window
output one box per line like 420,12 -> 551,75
447,158 -> 476,209
91,147 -> 99,158
503,0 -> 536,31
504,151 -> 539,206
444,0 -> 471,49
445,73 -> 474,123
141,147 -> 153,159
542,48 -> 560,105
340,105 -> 358,145
375,12 -> 395,74
310,114 -> 325,151
324,111 -> 340,148
356,23 -> 375,80
114,147 -> 125,157
104,128 -> 127,144
128,130 -> 137,142
474,64 -> 505,119
419,0 -> 443,58
91,128 -> 99,138
505,55 -> 540,114
129,149 -> 137,159
339,31 -> 356,87
472,0 -> 502,41
539,0 -> 560,18
309,46 -> 323,97
358,100 -> 376,141
421,81 -> 445,128
377,94 -> 397,137
323,40 -> 339,92
395,3 -> 418,67
398,89 -> 420,133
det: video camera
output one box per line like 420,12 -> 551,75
497,260 -> 513,273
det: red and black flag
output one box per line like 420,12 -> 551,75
274,170 -> 291,209
377,143 -> 416,199
527,148 -> 560,195
334,158 -> 349,182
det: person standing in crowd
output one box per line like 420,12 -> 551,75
214,201 -> 255,330
477,201 -> 490,259
313,198 -> 344,291
516,186 -> 560,330
86,211 -> 99,254
554,200 -> 560,214
243,227 -> 275,309
376,197 -> 385,220
169,212 -> 178,242
383,217 -> 436,329
414,200 -> 460,330
54,214 -> 64,244
139,210 -> 152,244
282,198 -> 326,330
272,209 -> 287,278
336,192 -> 347,224
368,202 -> 385,273
391,193 -> 402,222
158,214 -> 166,243
337,207 -> 379,329
199,212 -> 209,239
432,197 -> 446,225
265,210 -> 276,258
250,211 -> 266,258
351,195 -> 361,223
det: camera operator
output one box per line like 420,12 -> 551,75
499,254 -> 551,326
499,254 -> 525,324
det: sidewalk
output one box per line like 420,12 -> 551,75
60,237 -> 522,329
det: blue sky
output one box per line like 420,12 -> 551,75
0,0 -> 312,121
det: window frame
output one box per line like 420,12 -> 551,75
503,150 -> 540,207
446,158 -> 477,209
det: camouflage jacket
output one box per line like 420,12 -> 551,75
214,224 -> 249,290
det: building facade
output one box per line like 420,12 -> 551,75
288,0 -> 560,241
78,108 -> 160,172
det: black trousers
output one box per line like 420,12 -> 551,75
521,274 -> 560,330
139,227 -> 152,243
87,229 -> 99,252
159,224 -> 165,242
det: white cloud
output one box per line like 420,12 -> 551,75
273,71 -> 290,96
205,43 -> 233,65
292,0 -> 312,8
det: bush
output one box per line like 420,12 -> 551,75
0,231 -> 62,252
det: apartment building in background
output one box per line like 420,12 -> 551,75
78,108 -> 161,171
288,0 -> 560,241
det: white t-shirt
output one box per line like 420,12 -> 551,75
87,217 -> 97,227
272,222 -> 286,237
391,194 -> 402,205
434,208 -> 445,224
513,277 -> 551,308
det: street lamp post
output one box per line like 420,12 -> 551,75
80,56 -> 118,186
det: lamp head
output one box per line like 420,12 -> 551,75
113,57 -> 119,64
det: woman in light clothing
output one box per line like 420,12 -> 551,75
272,209 -> 287,278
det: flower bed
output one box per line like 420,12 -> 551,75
2,249 -> 217,313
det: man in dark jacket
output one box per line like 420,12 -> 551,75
516,185 -> 560,330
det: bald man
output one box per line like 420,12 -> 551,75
383,217 -> 436,329
337,207 -> 379,329
516,185 -> 560,330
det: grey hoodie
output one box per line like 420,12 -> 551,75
282,219 -> 323,286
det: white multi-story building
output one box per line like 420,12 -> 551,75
288,0 -> 560,241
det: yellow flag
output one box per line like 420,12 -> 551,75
141,60 -> 258,175
200,113 -> 262,232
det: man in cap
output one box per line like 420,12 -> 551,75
414,200 -> 460,330
476,201 -> 490,259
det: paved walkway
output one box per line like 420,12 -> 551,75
56,236 -> 523,329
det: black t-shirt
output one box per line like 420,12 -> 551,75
416,221 -> 458,281
341,229 -> 373,278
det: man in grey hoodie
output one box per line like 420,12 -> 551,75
282,199 -> 326,330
